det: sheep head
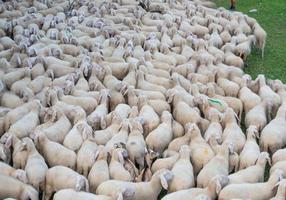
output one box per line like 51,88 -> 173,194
246,125 -> 259,139
185,123 -> 201,139
128,105 -> 139,119
161,111 -> 172,124
116,186 -> 136,200
14,169 -> 28,184
156,169 -> 173,190
94,145 -> 107,161
257,152 -> 271,166
0,143 -> 10,164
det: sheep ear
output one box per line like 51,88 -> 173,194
94,149 -> 100,161
118,121 -> 123,130
218,113 -> 224,123
160,174 -> 169,190
15,169 -> 27,183
51,109 -> 57,122
4,135 -> 12,149
254,129 -> 260,139
272,181 -> 280,192
82,128 -> 88,141
267,155 -> 272,166
167,93 -> 174,104
228,143 -> 234,154
233,152 -> 240,172
100,117 -> 107,129
216,180 -> 222,194
75,176 -> 84,191
128,123 -> 133,132
118,151 -> 125,165
116,193 -> 123,200
115,83 -> 122,91
19,142 -> 27,151
77,123 -> 84,131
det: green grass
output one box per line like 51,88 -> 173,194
215,0 -> 286,82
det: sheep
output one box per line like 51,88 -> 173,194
136,70 -> 167,94
239,126 -> 260,170
63,121 -> 92,152
37,107 -> 72,144
204,108 -> 223,143
235,35 -> 256,61
229,152 -> 271,184
0,91 -> 24,110
270,160 -> 286,178
122,63 -> 137,87
22,137 -> 48,192
197,142 -> 234,188
257,74 -> 281,115
188,123 -> 215,175
168,90 -> 209,132
239,75 -> 261,113
272,148 -> 286,165
109,148 -> 133,182
166,86 -> 194,107
162,175 -> 229,200
217,76 -> 240,98
260,103 -> 286,154
253,22 -> 267,58
0,142 -> 11,164
105,104 -> 132,126
223,48 -> 244,69
167,126 -> 192,152
88,145 -> 110,193
0,161 -> 28,183
269,179 -> 286,200
32,131 -> 77,170
0,174 -> 38,200
87,89 -> 110,130
44,166 -> 89,200
138,94 -> 160,137
218,169 -> 283,200
126,117 -> 146,170
76,138 -> 98,177
57,88 -> 98,115
0,133 -> 28,169
245,98 -> 271,131
105,119 -> 130,152
145,72 -> 175,89
146,111 -> 173,154
93,113 -> 122,145
53,189 -> 112,200
222,108 -> 246,153
96,169 -> 173,200
151,152 -> 179,173
169,145 -> 195,192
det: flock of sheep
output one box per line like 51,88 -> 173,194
1,0 -> 286,199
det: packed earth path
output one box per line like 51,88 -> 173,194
0,0 -> 286,200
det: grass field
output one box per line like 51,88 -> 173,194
216,0 -> 286,82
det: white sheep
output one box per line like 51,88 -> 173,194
44,166 -> 89,200
97,169 -> 173,200
169,145 -> 195,192
219,169 -> 283,200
